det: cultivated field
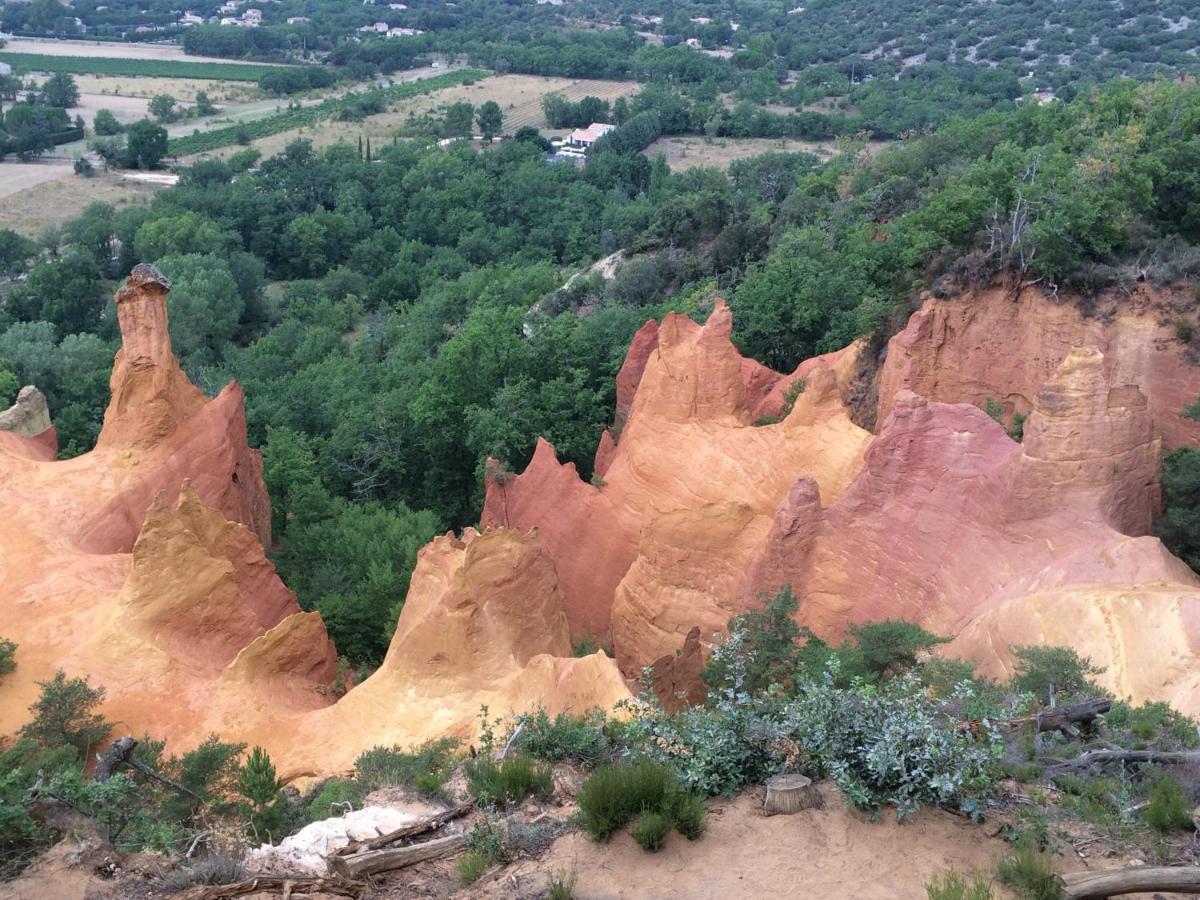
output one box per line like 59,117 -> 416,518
0,166 -> 163,237
0,37 -> 284,66
72,74 -> 259,103
72,92 -> 151,126
200,73 -> 640,160
644,135 -> 894,170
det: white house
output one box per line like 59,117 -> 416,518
286,15 -> 309,23
567,122 -> 615,148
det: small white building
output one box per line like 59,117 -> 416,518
286,15 -> 309,23
0,62 -> 12,77
567,122 -> 616,148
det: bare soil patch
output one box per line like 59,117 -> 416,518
72,73 -> 258,103
462,788 -> 1012,900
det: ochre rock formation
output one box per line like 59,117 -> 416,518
484,291 -> 1200,715
0,385 -> 57,460
0,269 -> 629,774
878,284 -> 1200,449
280,528 -> 632,775
484,300 -> 873,663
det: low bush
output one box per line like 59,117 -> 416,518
576,759 -> 706,848
304,778 -> 364,822
353,738 -> 458,796
546,868 -> 577,900
1009,646 -> 1104,705
458,819 -> 507,884
465,755 -> 553,809
667,791 -> 707,840
926,870 -> 994,900
631,810 -> 671,851
1144,774 -> 1195,833
995,838 -> 1063,900
577,759 -> 676,840
512,709 -> 610,763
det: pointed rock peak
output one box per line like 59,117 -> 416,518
0,385 -> 53,438
114,263 -> 174,362
702,298 -> 734,338
98,266 -> 205,451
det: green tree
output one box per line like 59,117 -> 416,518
133,211 -> 234,261
41,72 -> 79,109
443,101 -> 474,138
156,253 -> 244,359
148,94 -> 177,123
193,91 -> 216,117
123,119 -> 169,170
1010,645 -> 1104,703
18,671 -> 110,757
0,638 -> 15,678
0,228 -> 37,276
476,100 -> 503,142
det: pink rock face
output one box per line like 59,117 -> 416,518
478,291 -> 1200,715
482,299 -> 873,671
877,285 -> 1200,450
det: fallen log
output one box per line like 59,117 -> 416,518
181,875 -> 367,899
1031,698 -> 1111,736
93,736 -> 205,803
1060,865 -> 1200,898
1050,749 -> 1200,771
333,802 -> 472,856
329,832 -> 467,878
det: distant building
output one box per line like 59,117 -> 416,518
388,3 -> 408,8
387,26 -> 423,36
286,15 -> 309,22
0,62 -> 12,77
178,13 -> 205,25
567,122 -> 616,148
685,37 -> 702,49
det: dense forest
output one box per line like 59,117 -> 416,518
2,76 -> 1200,665
3,0 -> 1198,141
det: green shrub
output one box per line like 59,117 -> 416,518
576,759 -> 705,846
926,870 -> 994,900
458,819 -> 508,884
305,778 -> 364,822
546,869 -> 577,900
465,755 -> 553,809
1143,775 -> 1195,833
631,810 -> 671,851
572,634 -> 611,657
238,746 -> 287,842
457,850 -> 489,885
0,638 -> 15,677
667,791 -> 707,840
353,738 -> 458,795
841,619 -> 949,683
995,839 -> 1063,900
19,670 -> 110,756
1010,646 -> 1103,704
512,709 -> 609,763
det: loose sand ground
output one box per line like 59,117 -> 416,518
465,789 -> 1016,900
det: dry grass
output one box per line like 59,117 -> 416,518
0,167 -> 164,237
72,74 -> 259,103
203,74 -> 640,159
643,135 -> 893,170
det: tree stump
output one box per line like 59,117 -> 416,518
763,774 -> 822,815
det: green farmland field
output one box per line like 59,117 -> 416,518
0,52 -> 286,81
